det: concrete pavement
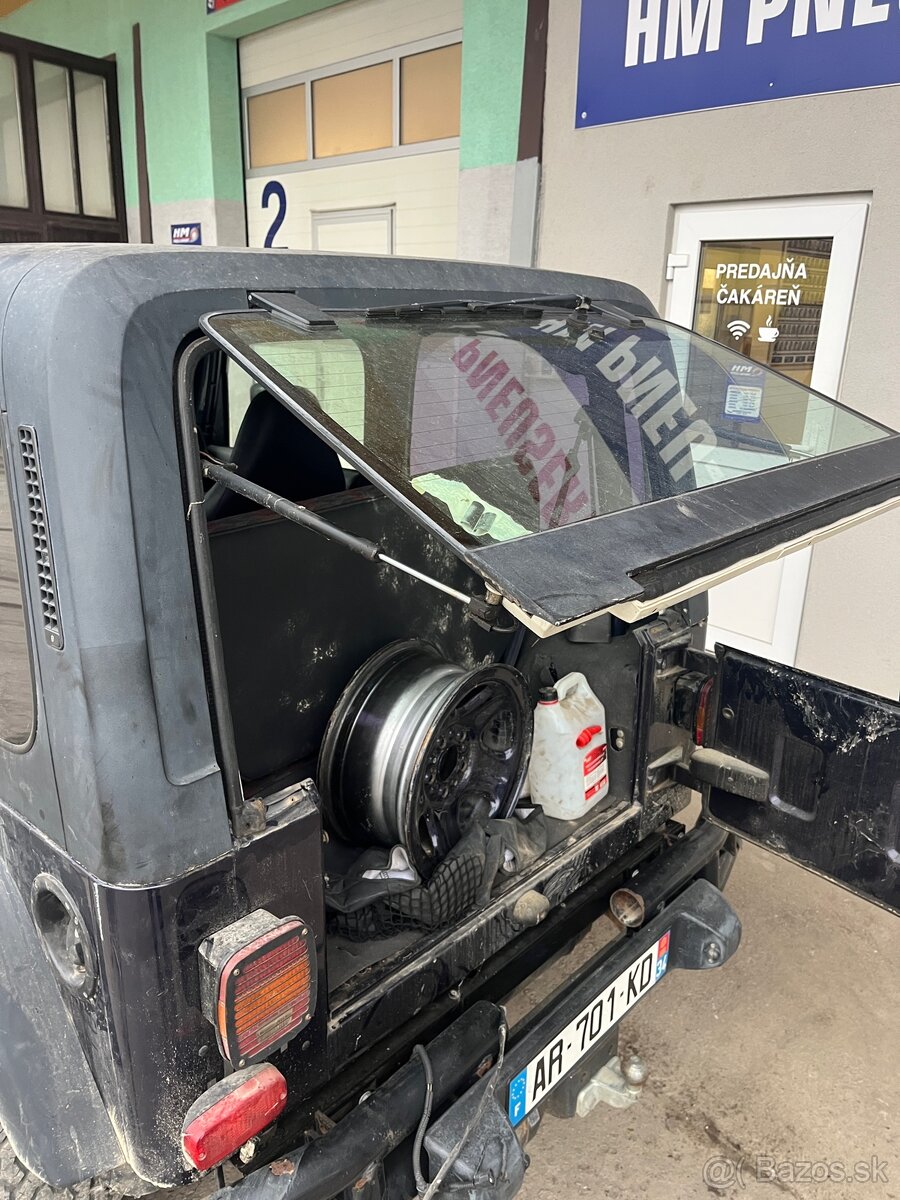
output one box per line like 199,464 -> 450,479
514,838 -> 898,1200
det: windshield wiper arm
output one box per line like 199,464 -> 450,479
365,297 -> 546,318
477,293 -> 589,312
481,294 -> 646,328
364,293 -> 644,327
366,294 -> 584,318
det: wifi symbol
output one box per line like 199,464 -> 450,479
727,319 -> 751,340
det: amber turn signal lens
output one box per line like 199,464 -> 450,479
694,676 -> 715,747
199,910 -> 316,1067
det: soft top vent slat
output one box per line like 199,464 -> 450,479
18,426 -> 63,650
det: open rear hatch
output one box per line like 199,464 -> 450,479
195,288 -> 899,1009
201,291 -> 900,637
690,647 -> 899,915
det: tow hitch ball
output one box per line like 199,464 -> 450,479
574,1053 -> 649,1116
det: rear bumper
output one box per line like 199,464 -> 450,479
424,878 -> 739,1199
213,844 -> 739,1200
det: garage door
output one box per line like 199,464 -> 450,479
239,0 -> 462,258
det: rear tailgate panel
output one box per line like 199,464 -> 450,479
703,648 -> 900,914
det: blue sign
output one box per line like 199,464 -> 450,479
171,222 -> 203,246
577,0 -> 900,128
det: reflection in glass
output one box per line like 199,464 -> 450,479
208,309 -> 892,548
0,53 -> 28,209
34,60 -> 78,214
73,71 -> 114,218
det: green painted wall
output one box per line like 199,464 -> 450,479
459,0 -> 527,170
0,0 -> 348,212
1,0 -> 528,220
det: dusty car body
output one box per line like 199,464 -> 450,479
0,246 -> 896,1199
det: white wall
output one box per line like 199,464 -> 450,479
537,2 -> 900,699
244,150 -> 459,257
239,0 -> 462,88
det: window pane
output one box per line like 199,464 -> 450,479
400,43 -> 461,144
693,238 -> 834,445
73,71 -> 115,218
0,447 -> 34,745
249,336 -> 366,446
312,62 -> 392,159
34,61 -> 78,214
207,310 -> 891,548
227,358 -> 255,444
247,83 -> 308,168
0,53 -> 28,208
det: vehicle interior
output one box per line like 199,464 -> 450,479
186,345 -> 667,1007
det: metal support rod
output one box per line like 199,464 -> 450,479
377,553 -> 471,604
202,460 -> 477,609
203,460 -> 382,560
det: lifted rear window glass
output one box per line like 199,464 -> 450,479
0,444 -> 34,745
204,309 -> 891,550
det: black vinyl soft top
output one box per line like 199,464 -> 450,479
0,245 -> 657,879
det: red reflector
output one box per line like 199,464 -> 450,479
182,1063 -> 287,1170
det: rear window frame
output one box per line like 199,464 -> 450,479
200,302 -> 900,631
201,305 -> 895,544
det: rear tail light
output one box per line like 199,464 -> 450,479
693,676 -> 715,747
182,1063 -> 287,1170
673,670 -> 715,746
199,910 -> 316,1067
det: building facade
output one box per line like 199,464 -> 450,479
0,0 -> 537,256
539,1 -> 899,698
0,0 -> 897,696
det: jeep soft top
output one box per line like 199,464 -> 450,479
0,246 -> 895,1200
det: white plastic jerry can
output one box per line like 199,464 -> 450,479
529,672 -> 609,821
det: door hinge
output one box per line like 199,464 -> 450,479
666,252 -> 691,282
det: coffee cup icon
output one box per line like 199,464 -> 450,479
758,315 -> 780,343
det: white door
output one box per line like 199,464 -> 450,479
665,196 -> 869,665
311,206 -> 395,255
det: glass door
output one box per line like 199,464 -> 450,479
666,197 -> 869,665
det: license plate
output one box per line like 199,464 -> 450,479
507,931 -> 671,1126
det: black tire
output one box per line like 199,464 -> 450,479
0,1127 -> 136,1200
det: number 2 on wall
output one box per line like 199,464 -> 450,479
262,181 -> 287,248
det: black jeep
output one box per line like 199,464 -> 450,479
0,246 -> 896,1200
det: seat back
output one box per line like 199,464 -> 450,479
204,390 -> 346,521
